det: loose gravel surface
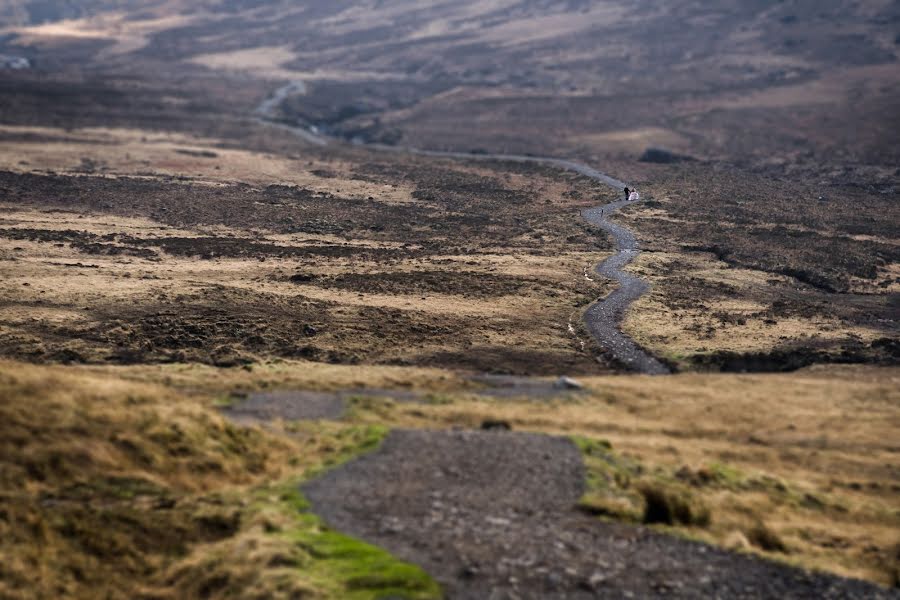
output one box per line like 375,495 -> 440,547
583,199 -> 670,375
223,388 -> 427,423
223,378 -> 584,423
303,429 -> 894,599
223,390 -> 348,423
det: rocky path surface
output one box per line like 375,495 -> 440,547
582,199 -> 670,374
304,429 -> 893,599
223,376 -> 584,423
256,83 -> 667,374
222,389 -> 350,424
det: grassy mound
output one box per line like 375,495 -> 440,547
572,432 -> 899,584
0,361 -> 439,599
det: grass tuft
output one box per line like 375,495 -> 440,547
639,482 -> 712,527
746,521 -> 789,554
574,435 -> 710,527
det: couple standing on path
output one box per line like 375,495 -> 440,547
599,186 -> 640,217
624,186 -> 639,201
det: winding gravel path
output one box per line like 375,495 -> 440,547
246,84 -> 899,600
255,84 -> 668,374
582,199 -> 670,374
303,429 -> 894,599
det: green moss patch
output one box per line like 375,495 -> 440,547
573,435 -> 710,527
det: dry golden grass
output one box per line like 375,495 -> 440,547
0,203 -> 592,322
569,127 -> 694,157
0,124 -> 417,200
82,359 -> 469,397
621,250 -> 889,365
695,63 -> 900,111
0,360 -> 288,598
5,12 -> 200,56
0,361 -> 294,494
188,45 -> 302,79
0,147 -> 609,372
0,360 -> 438,600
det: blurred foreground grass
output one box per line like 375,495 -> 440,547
0,361 -> 439,599
2,359 -> 898,595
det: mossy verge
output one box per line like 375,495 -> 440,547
244,424 -> 440,599
159,480 -> 441,600
279,486 -> 440,599
139,424 -> 442,599
571,434 -> 900,584
0,360 -> 440,600
572,435 -> 710,526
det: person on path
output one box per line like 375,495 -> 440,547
624,186 -> 630,199
629,189 -> 640,202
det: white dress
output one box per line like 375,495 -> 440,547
628,191 -> 640,201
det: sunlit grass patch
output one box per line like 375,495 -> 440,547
572,430 -> 900,585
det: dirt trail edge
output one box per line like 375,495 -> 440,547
303,429 -> 891,599
256,83 -> 669,374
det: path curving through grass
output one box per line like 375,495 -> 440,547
255,83 -> 668,373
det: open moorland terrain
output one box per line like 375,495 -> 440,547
0,1 -> 898,598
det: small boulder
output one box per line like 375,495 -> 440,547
639,147 -> 696,164
554,376 -> 584,390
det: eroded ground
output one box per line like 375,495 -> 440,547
0,128 -> 619,375
0,0 -> 897,375
613,162 -> 899,370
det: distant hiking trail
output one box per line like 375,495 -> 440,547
256,83 -> 669,375
224,85 -> 896,599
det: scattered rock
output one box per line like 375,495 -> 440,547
553,376 -> 583,390
544,572 -> 563,590
459,564 -> 480,579
587,572 -> 607,588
